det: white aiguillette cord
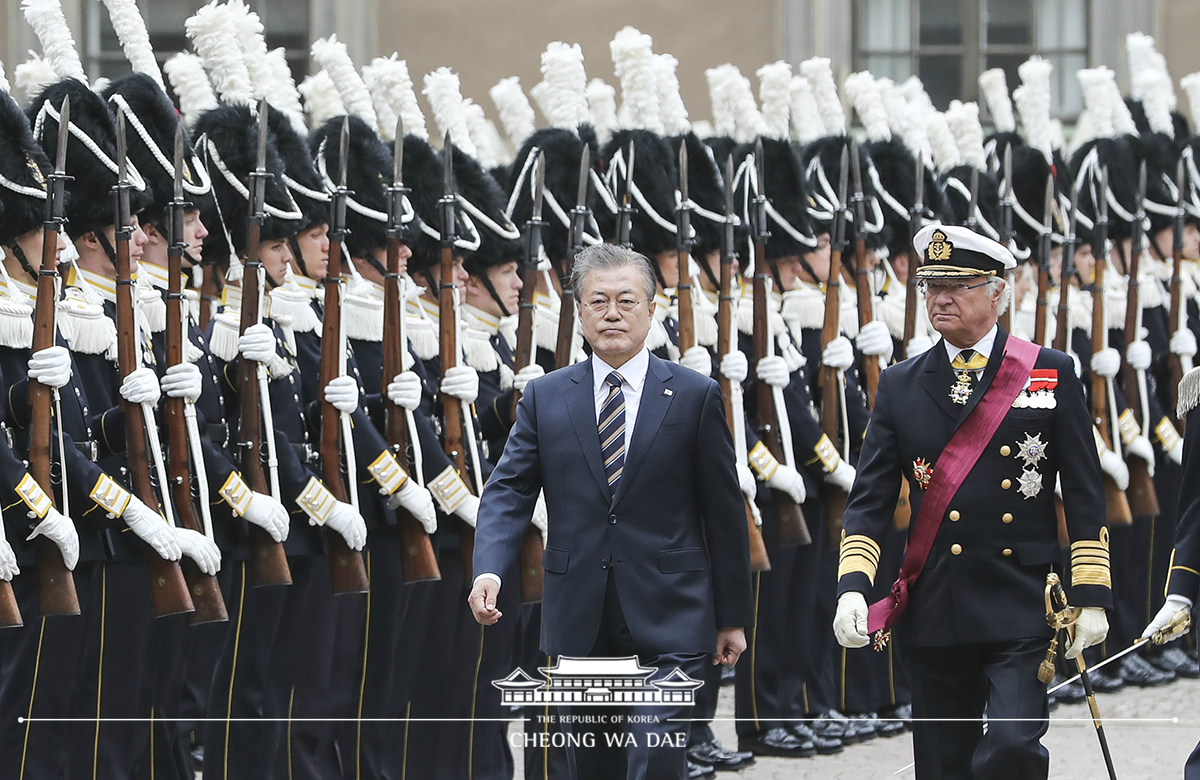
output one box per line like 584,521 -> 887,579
399,277 -> 425,488
454,287 -> 485,496
337,275 -> 360,512
255,266 -> 282,500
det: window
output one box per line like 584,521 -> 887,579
854,0 -> 1088,118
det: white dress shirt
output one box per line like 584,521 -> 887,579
592,347 -> 650,455
943,324 -> 998,379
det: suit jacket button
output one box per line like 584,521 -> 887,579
601,559 -> 609,569
951,544 -> 962,555
949,510 -> 960,521
1000,445 -> 1011,456
1002,513 -> 1014,523
1001,479 -> 1012,490
1002,548 -> 1013,557
609,514 -> 617,524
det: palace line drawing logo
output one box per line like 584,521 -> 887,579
493,656 -> 703,706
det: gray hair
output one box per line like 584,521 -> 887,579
570,243 -> 657,303
987,276 -> 1011,316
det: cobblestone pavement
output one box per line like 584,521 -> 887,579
511,676 -> 1200,779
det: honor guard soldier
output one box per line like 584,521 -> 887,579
834,224 -> 1112,780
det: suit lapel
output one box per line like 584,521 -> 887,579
613,355 -> 674,505
918,341 -> 961,423
565,361 -> 611,499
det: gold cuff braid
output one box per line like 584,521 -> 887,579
838,533 -> 881,584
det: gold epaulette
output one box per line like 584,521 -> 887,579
15,474 -> 52,518
218,472 -> 253,516
1155,416 -> 1183,452
1117,408 -> 1141,447
89,473 -> 132,517
815,434 -> 840,472
1070,528 -> 1112,588
428,465 -> 470,514
296,477 -> 337,525
366,451 -> 409,495
838,533 -> 881,584
747,441 -> 779,481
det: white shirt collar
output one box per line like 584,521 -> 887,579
942,323 -> 999,363
592,347 -> 650,395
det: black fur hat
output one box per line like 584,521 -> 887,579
508,126 -> 603,264
734,137 -> 815,261
801,136 -> 887,252
865,137 -> 946,260
1137,131 -> 1183,235
192,103 -> 302,260
309,115 -> 391,259
266,107 -> 329,231
672,132 -> 727,258
26,78 -> 153,240
601,129 -> 678,258
453,143 -> 523,277
401,134 -> 451,276
101,73 -> 213,225
1069,136 -> 1142,243
1007,145 -> 1059,253
0,90 -> 55,245
940,165 -> 1002,245
703,136 -> 738,173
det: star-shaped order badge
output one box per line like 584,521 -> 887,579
1018,468 -> 1043,499
1017,433 -> 1048,468
912,458 -> 933,489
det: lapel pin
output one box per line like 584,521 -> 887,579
663,388 -> 673,397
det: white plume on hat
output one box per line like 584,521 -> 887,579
610,26 -> 663,134
1181,73 -> 1200,133
1014,56 -> 1053,161
463,100 -> 503,168
789,75 -> 824,144
0,60 -> 10,93
1126,33 -> 1165,104
312,35 -> 378,132
978,68 -> 1016,131
926,111 -> 961,173
264,48 -> 307,133
14,53 -> 57,104
21,0 -> 85,82
529,80 -> 551,124
587,78 -> 618,143
99,0 -> 163,88
540,42 -> 590,130
298,69 -> 345,128
945,100 -> 986,170
726,67 -> 766,143
844,71 -> 891,142
800,57 -> 845,135
900,76 -> 935,114
186,1 -> 253,106
1107,77 -> 1137,135
1141,69 -> 1176,137
655,54 -> 690,136
756,61 -> 792,141
361,59 -> 398,140
878,77 -> 923,157
489,77 -> 536,148
1126,34 -> 1175,136
363,55 -> 427,142
225,1 -> 306,133
705,65 -> 737,138
423,67 -> 477,156
1077,67 -> 1117,139
164,52 -> 218,128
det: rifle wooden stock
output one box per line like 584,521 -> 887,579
677,248 -> 695,353
1034,265 -> 1050,347
1120,245 -> 1159,517
553,272 -> 575,370
166,246 -> 227,624
513,221 -> 544,602
1053,282 -> 1071,354
27,219 -> 78,617
115,231 -> 193,617
438,245 -> 476,574
1169,235 -> 1185,426
236,228 -> 291,587
382,239 -> 440,584
853,238 -> 879,406
751,247 -> 808,547
319,236 -> 369,594
1090,254 -> 1132,525
821,245 -> 848,544
199,264 -> 218,331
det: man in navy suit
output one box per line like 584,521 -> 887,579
470,243 -> 753,780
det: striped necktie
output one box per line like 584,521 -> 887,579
599,371 -> 626,492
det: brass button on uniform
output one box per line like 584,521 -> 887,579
1000,445 -> 1011,456
949,510 -> 960,521
1001,479 -> 1012,490
1002,513 -> 1014,524
951,544 -> 963,555
1002,548 -> 1013,557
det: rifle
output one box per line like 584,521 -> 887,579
895,151 -> 925,532
676,141 -> 696,352
235,101 -> 291,587
165,127 -> 227,623
998,145 -> 1015,332
751,140 -> 809,547
198,263 -> 219,331
717,157 -> 769,572
1053,180 -> 1080,354
1090,165 -> 1132,525
114,106 -> 194,616
820,147 -> 851,544
319,118 -> 369,594
512,151 -> 546,602
553,145 -> 589,369
383,117 -> 440,584
616,141 -> 635,250
27,94 -> 77,618
849,139 -> 879,406
1169,158 -> 1189,425
1120,161 -> 1159,517
438,134 -> 477,573
1034,173 -> 1054,347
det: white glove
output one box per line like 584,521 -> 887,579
513,363 -> 546,394
389,479 -> 438,535
1171,328 -> 1198,358
242,491 -> 290,543
0,539 -> 17,581
27,345 -> 72,389
906,334 -> 934,360
324,500 -> 367,551
822,336 -> 855,371
1099,447 -> 1130,490
1142,595 -> 1193,642
323,375 -> 360,414
1064,606 -> 1109,659
531,493 -> 548,545
833,591 -> 870,648
765,462 -> 806,504
26,507 -> 79,570
1127,435 -> 1155,474
756,355 -> 790,389
1125,340 -> 1152,371
441,365 -> 479,405
1167,438 -> 1184,465
780,339 -> 805,373
736,463 -> 758,503
119,367 -> 161,405
1090,347 -> 1120,378
856,320 -> 894,361
680,346 -> 712,376
720,351 -> 749,384
454,493 -> 480,528
238,323 -> 279,363
825,460 -> 857,493
122,496 -> 181,561
387,371 -> 423,410
162,362 -> 203,402
175,527 -> 221,576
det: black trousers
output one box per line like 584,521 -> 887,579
907,637 -> 1051,780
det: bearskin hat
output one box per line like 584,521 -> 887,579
508,126 -> 603,265
402,134 -> 452,277
734,137 -> 815,261
601,129 -> 678,258
453,143 -> 522,277
940,165 -> 1002,244
1069,136 -> 1142,243
0,89 -> 56,246
672,131 -> 728,258
309,115 -> 391,259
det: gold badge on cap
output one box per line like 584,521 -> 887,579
927,229 -> 953,261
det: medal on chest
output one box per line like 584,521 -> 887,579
950,370 -> 973,404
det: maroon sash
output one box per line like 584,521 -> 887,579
867,337 -> 1042,636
